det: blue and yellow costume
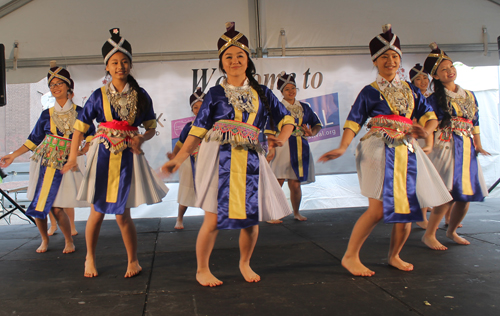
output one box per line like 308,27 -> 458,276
175,120 -> 198,207
344,74 -> 451,223
189,81 -> 294,230
268,100 -> 322,183
25,102 -> 95,219
427,87 -> 487,201
74,84 -> 168,214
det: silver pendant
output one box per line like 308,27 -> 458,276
120,108 -> 129,116
118,97 -> 128,106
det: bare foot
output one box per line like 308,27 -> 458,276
196,269 -> 223,287
266,219 -> 283,224
84,259 -> 98,278
174,221 -> 184,230
240,263 -> 261,283
421,235 -> 448,250
36,239 -> 49,253
446,232 -> 470,245
341,256 -> 375,277
71,228 -> 78,236
294,214 -> 307,221
416,221 -> 428,229
47,226 -> 57,236
388,256 -> 414,271
125,261 -> 142,278
63,242 -> 75,254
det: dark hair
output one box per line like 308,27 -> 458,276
431,78 -> 451,128
218,53 -> 274,128
127,74 -> 150,117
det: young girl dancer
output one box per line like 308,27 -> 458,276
162,23 -> 294,287
267,72 -> 322,222
168,88 -> 204,229
0,64 -> 94,253
62,28 -> 169,278
421,43 -> 489,250
318,25 -> 452,276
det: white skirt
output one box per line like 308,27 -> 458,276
356,137 -> 452,208
428,135 -> 488,196
195,140 -> 293,221
77,140 -> 169,208
177,157 -> 197,207
27,155 -> 89,208
270,140 -> 316,184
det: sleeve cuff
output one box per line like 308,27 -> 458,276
473,126 -> 480,135
85,136 -> 94,143
264,129 -> 277,135
143,119 -> 157,130
24,140 -> 37,151
277,115 -> 295,131
418,111 -> 437,127
74,119 -> 90,134
175,140 -> 183,148
343,120 -> 361,135
188,126 -> 209,139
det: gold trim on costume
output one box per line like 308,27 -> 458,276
189,126 -> 209,139
143,119 -> 157,130
101,86 -> 114,122
393,145 -> 410,214
74,119 -> 90,134
218,33 -> 251,56
473,126 -> 480,135
418,111 -> 437,127
428,52 -> 452,76
24,140 -> 37,151
343,120 -> 361,135
106,151 -> 122,203
35,167 -> 56,212
277,115 -> 295,131
461,137 -> 473,195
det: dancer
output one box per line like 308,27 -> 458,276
162,22 -> 294,287
409,63 -> 433,229
168,88 -> 204,229
266,72 -> 322,222
410,63 -> 432,98
0,63 -> 94,253
421,43 -> 489,250
62,28 -> 169,278
318,25 -> 452,276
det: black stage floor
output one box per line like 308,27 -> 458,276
1,201 -> 499,316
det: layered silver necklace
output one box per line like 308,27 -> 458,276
107,83 -> 138,123
52,105 -> 77,136
221,78 -> 256,113
282,99 -> 303,119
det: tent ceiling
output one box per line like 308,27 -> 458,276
1,0 -> 500,84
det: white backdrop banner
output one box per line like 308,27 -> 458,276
67,56 -> 500,184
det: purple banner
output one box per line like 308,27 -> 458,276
301,92 -> 340,143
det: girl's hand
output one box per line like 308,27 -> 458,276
161,159 -> 182,175
475,146 -> 491,156
267,135 -> 286,148
130,135 -> 145,155
266,148 -> 276,163
302,124 -> 313,137
318,148 -> 346,162
61,159 -> 78,174
421,145 -> 433,155
0,154 -> 15,168
166,152 -> 175,160
411,123 -> 429,139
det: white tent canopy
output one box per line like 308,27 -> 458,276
2,0 -> 500,84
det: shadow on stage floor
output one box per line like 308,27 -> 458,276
1,200 -> 499,316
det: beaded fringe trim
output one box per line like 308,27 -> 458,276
437,117 -> 474,142
205,120 -> 263,153
31,135 -> 72,170
94,126 -> 140,154
361,116 -> 414,151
